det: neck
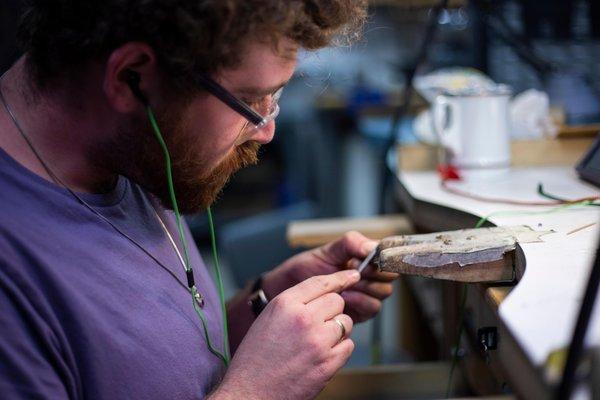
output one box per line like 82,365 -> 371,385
0,57 -> 118,193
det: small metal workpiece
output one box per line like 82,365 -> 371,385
358,248 -> 378,275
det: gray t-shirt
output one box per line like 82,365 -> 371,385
0,147 -> 226,399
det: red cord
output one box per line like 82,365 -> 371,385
436,164 -> 461,181
440,180 -> 600,206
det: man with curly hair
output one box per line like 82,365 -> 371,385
0,1 -> 396,398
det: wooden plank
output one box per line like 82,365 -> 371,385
286,214 -> 413,248
397,137 -> 594,172
511,137 -> 595,166
379,248 -> 515,283
375,226 -> 549,283
558,124 -> 600,138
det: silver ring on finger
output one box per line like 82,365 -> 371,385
333,317 -> 346,342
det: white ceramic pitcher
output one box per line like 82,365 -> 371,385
431,85 -> 512,170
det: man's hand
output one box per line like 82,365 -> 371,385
263,231 -> 397,323
211,270 -> 359,400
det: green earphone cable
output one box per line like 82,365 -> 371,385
192,285 -> 229,366
146,105 -> 230,367
207,207 -> 231,361
146,107 -> 192,270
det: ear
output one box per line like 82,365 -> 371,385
103,42 -> 159,113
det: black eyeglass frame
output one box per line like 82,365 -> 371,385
196,74 -> 267,127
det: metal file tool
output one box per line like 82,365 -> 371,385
358,248 -> 378,275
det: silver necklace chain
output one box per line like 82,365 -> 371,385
0,73 -> 204,306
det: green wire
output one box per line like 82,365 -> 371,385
474,200 -> 596,229
445,283 -> 467,398
146,107 -> 192,271
207,206 -> 231,361
146,106 -> 230,367
537,183 -> 600,206
445,199 -> 597,397
192,285 -> 230,367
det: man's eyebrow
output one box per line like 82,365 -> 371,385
234,80 -> 289,97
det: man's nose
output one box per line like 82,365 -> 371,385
250,120 -> 275,144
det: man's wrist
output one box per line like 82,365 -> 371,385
261,267 -> 294,300
206,384 -> 236,400
208,378 -> 262,400
260,270 -> 278,300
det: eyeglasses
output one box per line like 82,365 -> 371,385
196,74 -> 282,132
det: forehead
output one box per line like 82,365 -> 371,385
217,38 -> 298,89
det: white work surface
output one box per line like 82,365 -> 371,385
397,166 -> 600,366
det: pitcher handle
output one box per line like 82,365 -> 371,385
430,96 -> 459,157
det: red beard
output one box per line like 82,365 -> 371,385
103,105 -> 260,214
168,139 -> 260,213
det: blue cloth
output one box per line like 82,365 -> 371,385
0,147 -> 225,399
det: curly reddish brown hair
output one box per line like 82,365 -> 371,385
17,0 -> 367,90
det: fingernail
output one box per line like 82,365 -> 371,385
362,240 -> 378,254
347,270 -> 360,281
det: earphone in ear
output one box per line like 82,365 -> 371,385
125,70 -> 148,105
